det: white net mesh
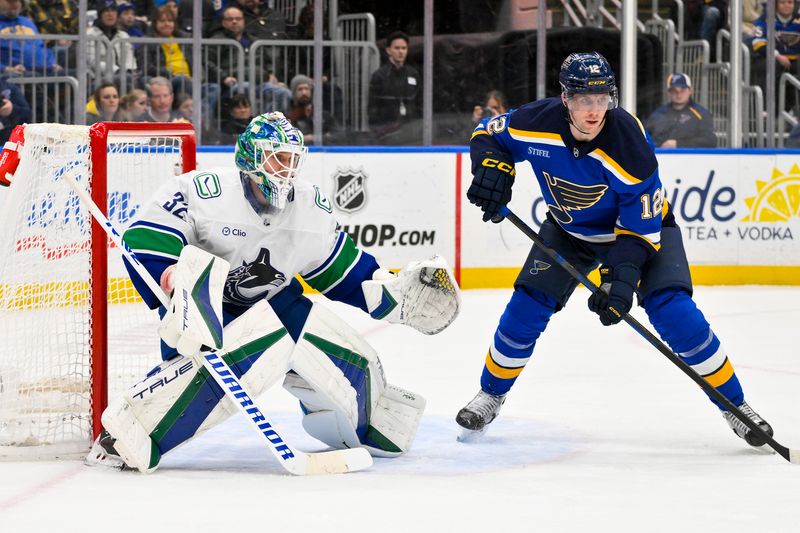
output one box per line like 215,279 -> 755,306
0,124 -> 189,458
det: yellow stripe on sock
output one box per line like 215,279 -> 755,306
703,358 -> 735,388
485,352 -> 525,380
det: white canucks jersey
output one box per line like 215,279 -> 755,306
124,167 -> 366,309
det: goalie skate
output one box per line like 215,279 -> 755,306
722,401 -> 774,447
84,430 -> 130,471
455,390 -> 505,441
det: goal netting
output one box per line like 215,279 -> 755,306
0,122 -> 196,459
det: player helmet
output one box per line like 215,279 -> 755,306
235,112 -> 308,210
559,52 -> 618,110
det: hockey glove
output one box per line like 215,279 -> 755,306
587,263 -> 640,326
467,152 -> 516,222
362,255 -> 461,335
158,245 -> 229,356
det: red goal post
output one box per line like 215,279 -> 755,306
0,122 -> 196,459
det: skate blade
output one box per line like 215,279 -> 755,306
457,426 -> 487,443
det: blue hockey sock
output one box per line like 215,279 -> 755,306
480,287 -> 557,396
644,289 -> 744,409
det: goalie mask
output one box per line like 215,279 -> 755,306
235,112 -> 308,211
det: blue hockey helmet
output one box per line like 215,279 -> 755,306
235,112 -> 307,210
559,52 -> 618,108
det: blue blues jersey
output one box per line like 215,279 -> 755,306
470,97 -> 667,257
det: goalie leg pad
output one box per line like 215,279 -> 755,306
100,300 -> 294,472
362,384 -> 426,458
283,302 -> 424,456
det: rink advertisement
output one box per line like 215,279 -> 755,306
190,149 -> 800,286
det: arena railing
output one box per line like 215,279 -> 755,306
777,72 -> 800,147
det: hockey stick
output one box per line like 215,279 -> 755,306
64,172 -> 372,475
497,206 -> 800,464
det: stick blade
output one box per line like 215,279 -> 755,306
789,449 -> 800,465
296,447 -> 373,475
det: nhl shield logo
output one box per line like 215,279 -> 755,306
332,167 -> 367,213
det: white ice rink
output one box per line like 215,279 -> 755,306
2,286 -> 800,532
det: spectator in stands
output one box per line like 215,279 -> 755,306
143,76 -> 180,122
367,31 -> 421,138
207,0 -> 289,40
117,2 -> 146,41
210,5 -> 291,113
701,1 -> 727,45
174,92 -> 192,122
285,73 -> 340,145
117,88 -> 148,121
742,0 -> 763,46
86,82 -> 121,124
297,0 -> 328,39
786,121 -> 800,147
23,0 -> 78,68
0,0 -> 64,75
645,73 -> 717,148
752,0 -> 800,110
213,92 -> 253,144
87,0 -> 138,87
136,5 -> 221,116
0,78 -> 30,143
471,90 -> 508,124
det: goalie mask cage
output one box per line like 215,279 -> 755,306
0,122 -> 196,459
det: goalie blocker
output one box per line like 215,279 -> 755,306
89,246 -> 443,472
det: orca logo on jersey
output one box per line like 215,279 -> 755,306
224,247 -> 287,305
542,171 -> 607,225
332,167 -> 368,213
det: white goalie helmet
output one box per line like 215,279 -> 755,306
235,112 -> 308,210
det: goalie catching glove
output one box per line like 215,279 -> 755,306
158,245 -> 229,356
362,254 -> 461,335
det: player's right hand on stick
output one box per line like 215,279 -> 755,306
587,263 -> 639,326
467,152 -> 515,222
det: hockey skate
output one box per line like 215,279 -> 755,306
85,430 -> 130,470
722,401 -> 774,448
456,390 -> 506,442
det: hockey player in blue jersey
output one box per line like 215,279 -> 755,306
456,52 -> 774,449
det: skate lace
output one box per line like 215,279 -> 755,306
467,391 -> 504,419
724,402 -> 765,434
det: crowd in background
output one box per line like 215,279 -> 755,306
2,0 -> 800,147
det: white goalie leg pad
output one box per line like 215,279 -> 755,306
283,302 -> 424,456
158,245 -> 230,356
362,254 -> 461,335
100,299 -> 293,473
363,384 -> 426,458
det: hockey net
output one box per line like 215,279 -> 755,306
0,122 -> 196,459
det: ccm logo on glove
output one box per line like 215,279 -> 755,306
481,157 -> 516,176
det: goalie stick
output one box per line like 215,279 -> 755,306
497,206 -> 800,464
64,172 -> 372,475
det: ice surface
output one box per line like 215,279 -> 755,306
2,286 -> 800,532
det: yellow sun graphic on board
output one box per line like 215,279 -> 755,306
742,164 -> 800,222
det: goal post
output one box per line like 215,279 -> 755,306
0,122 -> 196,459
